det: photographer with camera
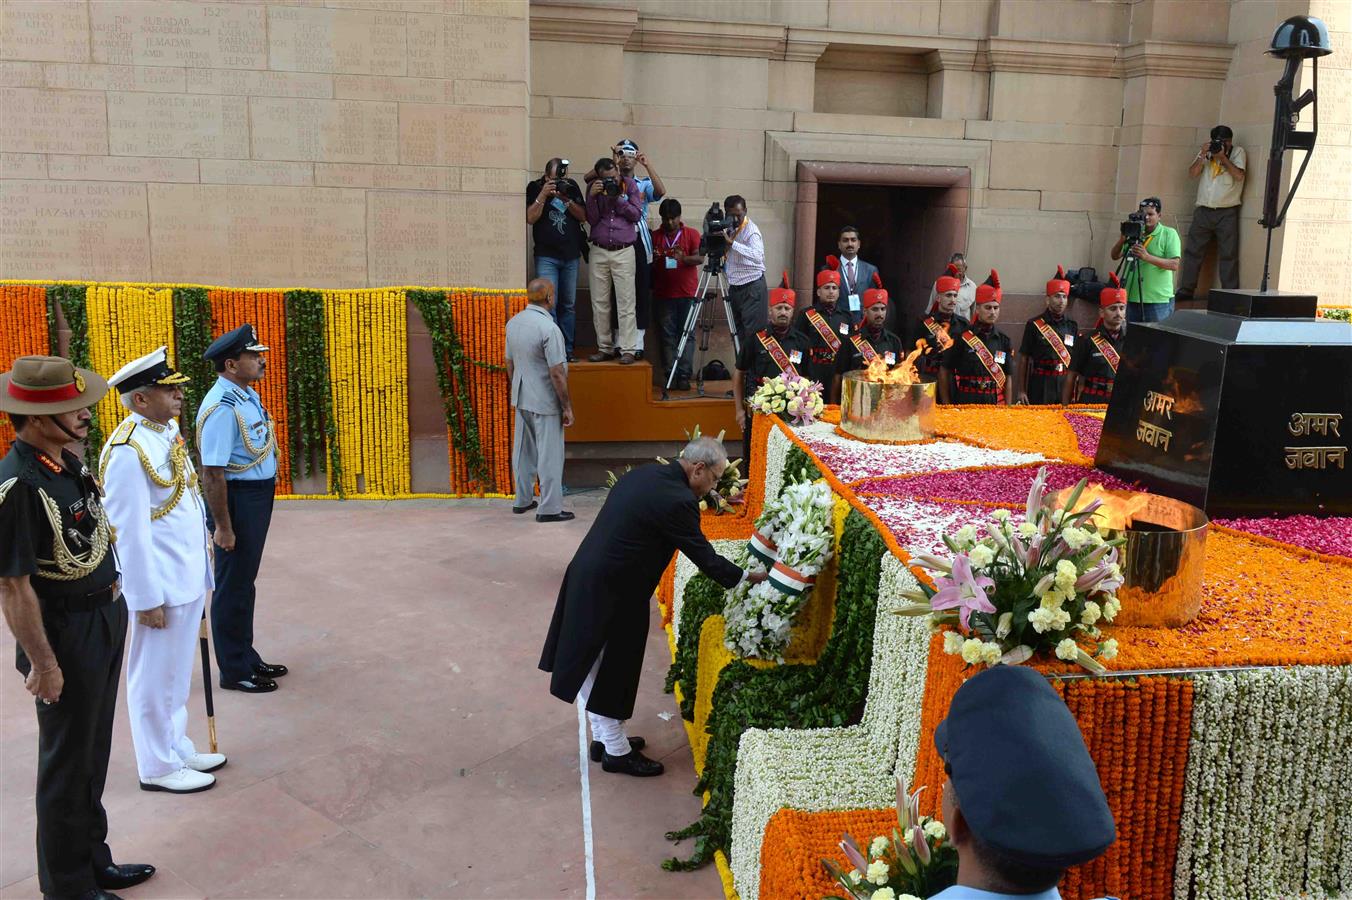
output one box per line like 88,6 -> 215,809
526,158 -> 587,361
584,157 -> 642,364
651,199 -> 704,390
1110,197 -> 1180,323
721,195 -> 768,354
1178,125 -> 1246,302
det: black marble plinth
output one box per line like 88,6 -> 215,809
1096,310 -> 1352,517
1207,288 -> 1318,319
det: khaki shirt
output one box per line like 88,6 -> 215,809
1196,145 -> 1246,209
506,303 -> 567,415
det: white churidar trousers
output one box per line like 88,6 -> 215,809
127,594 -> 205,779
577,647 -> 630,757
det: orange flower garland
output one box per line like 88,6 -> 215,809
932,405 -> 1092,463
0,284 -> 50,449
760,807 -> 898,899
441,290 -> 522,496
209,290 -> 292,494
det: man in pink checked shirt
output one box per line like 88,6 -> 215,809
722,195 -> 767,356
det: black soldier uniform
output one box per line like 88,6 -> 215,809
791,301 -> 852,390
0,356 -> 154,898
836,325 -> 906,375
1019,312 -> 1078,404
1069,324 -> 1126,402
911,312 -> 969,384
943,325 -> 1013,405
735,325 -> 806,463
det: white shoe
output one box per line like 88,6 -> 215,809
183,751 -> 227,773
140,766 -> 215,794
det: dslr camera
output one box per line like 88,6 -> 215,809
552,158 -> 570,193
1208,138 -> 1224,155
700,202 -> 730,264
1120,210 -> 1147,245
601,176 -> 622,198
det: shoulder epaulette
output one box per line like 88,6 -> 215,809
218,393 -> 239,407
109,419 -> 137,447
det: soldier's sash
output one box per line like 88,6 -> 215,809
805,309 -> 842,352
1034,319 -> 1071,367
848,333 -> 879,364
1091,333 -> 1121,375
923,316 -> 954,351
962,331 -> 1007,391
757,330 -> 798,377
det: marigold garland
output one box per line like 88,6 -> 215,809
323,289 -> 411,497
0,284 -> 50,450
211,289 -> 293,494
932,405 -> 1092,463
86,284 -> 177,435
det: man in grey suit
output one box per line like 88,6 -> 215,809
506,278 -> 575,523
836,225 -> 879,327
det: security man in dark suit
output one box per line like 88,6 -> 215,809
732,272 -> 807,467
932,665 -> 1118,899
196,325 -> 287,693
0,356 -> 156,900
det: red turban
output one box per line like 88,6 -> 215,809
1047,265 -> 1071,297
769,270 -> 795,307
1100,272 -> 1127,307
975,269 -> 1002,305
816,269 -> 841,288
934,263 -> 961,296
862,288 -> 888,309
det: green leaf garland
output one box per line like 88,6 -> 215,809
408,289 -> 492,487
664,448 -> 885,872
284,289 -> 341,494
170,287 -> 215,456
49,284 -> 102,468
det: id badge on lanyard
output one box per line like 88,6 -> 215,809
664,231 -> 680,268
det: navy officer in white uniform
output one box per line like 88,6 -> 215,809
931,665 -> 1119,900
196,324 -> 287,693
101,347 -> 224,793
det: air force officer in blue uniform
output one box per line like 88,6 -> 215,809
196,324 -> 288,694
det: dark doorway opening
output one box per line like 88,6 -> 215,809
813,183 -> 966,336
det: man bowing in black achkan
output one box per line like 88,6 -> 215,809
540,436 -> 763,777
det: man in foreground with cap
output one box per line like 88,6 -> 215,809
932,664 -> 1117,899
0,355 -> 156,900
101,348 -> 223,793
1016,266 -> 1078,405
733,272 -> 806,468
1064,277 -> 1128,405
940,271 -> 1015,406
197,324 -> 287,694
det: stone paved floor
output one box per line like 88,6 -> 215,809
0,494 -> 722,899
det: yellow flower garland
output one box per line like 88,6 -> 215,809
323,289 -> 411,497
86,284 -> 177,431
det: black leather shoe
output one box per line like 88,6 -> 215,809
220,675 -> 277,693
536,511 -> 575,523
95,862 -> 155,890
601,749 -> 664,777
253,661 -> 287,678
512,501 -> 537,515
589,736 -> 645,762
70,890 -> 124,900
673,379 -> 692,392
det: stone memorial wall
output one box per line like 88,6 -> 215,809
1,0 -> 530,289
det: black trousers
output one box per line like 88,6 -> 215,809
728,276 -> 768,360
17,593 -> 127,897
207,478 -> 275,682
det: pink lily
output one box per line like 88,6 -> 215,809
1025,535 -> 1043,569
912,825 -> 930,864
1075,566 -> 1110,592
928,554 -> 996,630
1025,466 -> 1048,522
839,834 -> 868,873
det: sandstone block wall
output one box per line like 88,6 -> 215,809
1,0 -> 530,289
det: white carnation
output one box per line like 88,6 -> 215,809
960,637 -> 985,664
1055,637 -> 1080,661
1099,638 -> 1119,660
1080,601 -> 1102,626
866,858 -> 890,885
942,630 -> 964,655
923,819 -> 947,841
968,543 -> 996,569
980,642 -> 1002,665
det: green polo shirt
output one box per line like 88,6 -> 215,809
1126,224 -> 1180,304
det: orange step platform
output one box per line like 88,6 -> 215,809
565,358 -> 742,444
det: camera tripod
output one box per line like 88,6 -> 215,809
1114,244 -> 1147,315
663,259 -> 740,398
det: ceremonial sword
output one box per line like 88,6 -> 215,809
198,613 -> 218,753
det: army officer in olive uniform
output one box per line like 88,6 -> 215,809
0,356 -> 156,899
197,324 -> 288,694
